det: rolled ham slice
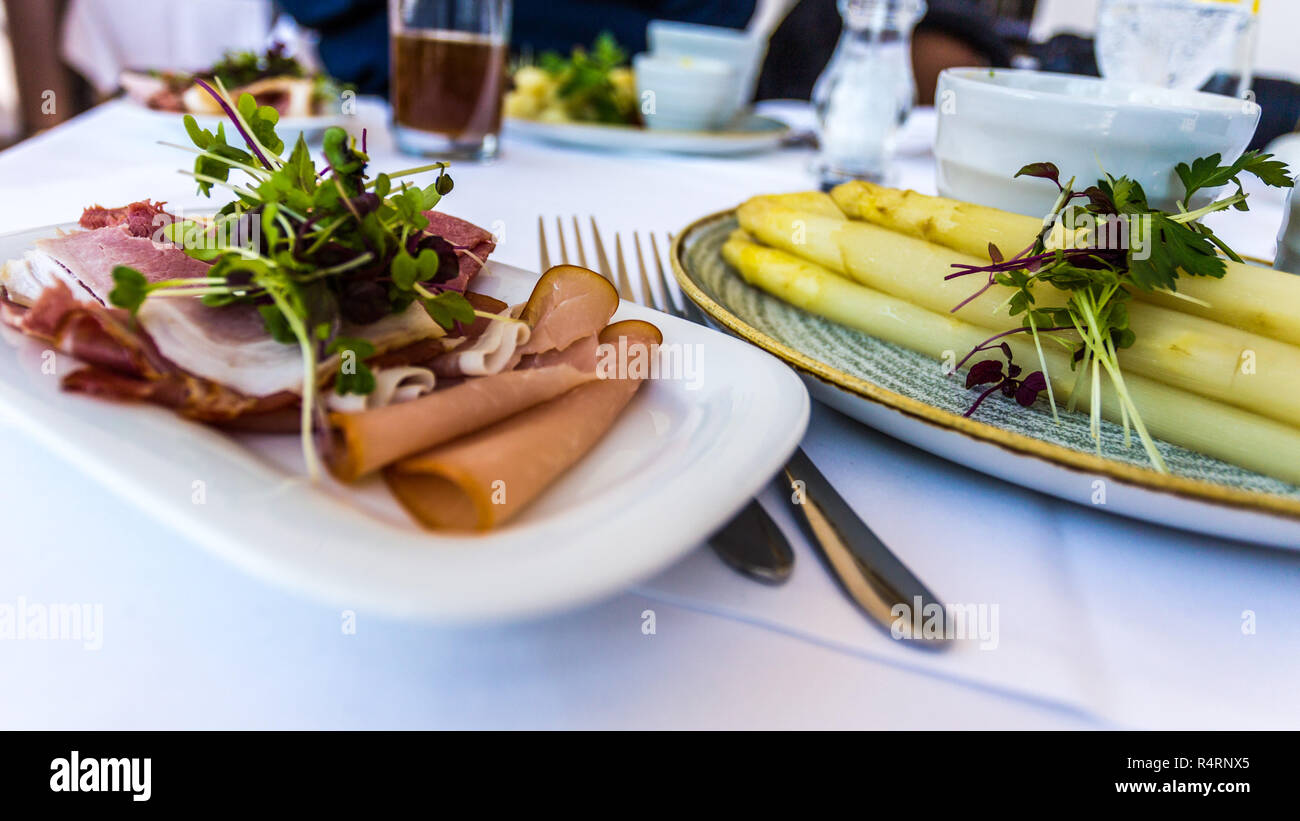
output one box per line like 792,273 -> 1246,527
326,264 -> 623,480
429,309 -> 529,377
327,339 -> 600,481
518,265 -> 619,355
384,319 -> 662,531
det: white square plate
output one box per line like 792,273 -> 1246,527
0,224 -> 809,621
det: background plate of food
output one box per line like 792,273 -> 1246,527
120,46 -> 348,141
672,172 -> 1300,551
503,34 -> 789,156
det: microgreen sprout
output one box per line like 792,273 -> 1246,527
110,79 -> 481,479
952,153 -> 1293,472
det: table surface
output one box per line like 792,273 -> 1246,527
1,99 -> 1298,730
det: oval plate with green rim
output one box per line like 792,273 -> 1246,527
672,210 -> 1300,550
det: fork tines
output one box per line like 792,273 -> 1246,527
537,216 -> 685,318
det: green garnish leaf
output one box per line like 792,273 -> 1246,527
237,92 -> 285,156
257,304 -> 297,344
391,249 -> 418,290
420,291 -> 476,330
327,335 -> 377,395
107,266 -> 149,314
1175,150 -> 1293,208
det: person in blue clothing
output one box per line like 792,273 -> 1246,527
276,0 -> 756,97
277,0 -> 1011,100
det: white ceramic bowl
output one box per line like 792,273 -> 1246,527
647,20 -> 765,121
935,68 -> 1262,216
633,53 -> 736,132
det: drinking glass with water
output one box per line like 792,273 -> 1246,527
1095,0 -> 1257,97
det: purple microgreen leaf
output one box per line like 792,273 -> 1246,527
965,359 -> 1004,388
1082,186 -> 1116,214
1016,371 -> 1048,407
1015,162 -> 1063,191
988,243 -> 1004,264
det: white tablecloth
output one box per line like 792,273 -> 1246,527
1,98 -> 1298,729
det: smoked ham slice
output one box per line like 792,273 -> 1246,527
384,320 -> 662,531
518,265 -> 620,355
326,264 -> 622,479
328,339 -> 600,481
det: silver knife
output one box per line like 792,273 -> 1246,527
676,284 -> 942,626
783,448 -> 950,649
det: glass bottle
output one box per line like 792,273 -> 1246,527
812,0 -> 926,188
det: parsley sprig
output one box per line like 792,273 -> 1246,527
108,78 -> 483,478
950,153 -> 1293,472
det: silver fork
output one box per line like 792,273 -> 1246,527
538,216 -> 795,584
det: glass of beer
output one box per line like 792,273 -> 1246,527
390,0 -> 511,160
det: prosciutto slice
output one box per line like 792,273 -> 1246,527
1,206 -> 497,405
384,320 -> 662,531
425,211 -> 496,293
2,281 -> 296,421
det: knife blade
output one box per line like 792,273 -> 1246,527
708,498 -> 795,584
783,448 -> 950,649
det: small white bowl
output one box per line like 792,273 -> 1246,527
935,68 -> 1262,216
633,53 -> 737,132
647,20 -> 766,119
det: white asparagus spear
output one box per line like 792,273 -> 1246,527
722,233 -> 1300,486
736,197 -> 1300,430
831,180 -> 1300,347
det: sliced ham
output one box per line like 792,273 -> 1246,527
146,298 -> 446,398
423,211 -> 496,292
3,281 -> 296,421
326,366 -> 438,413
35,223 -> 210,300
368,292 -> 507,371
78,201 -> 173,235
2,228 -> 212,309
383,320 -> 662,531
429,310 -> 529,378
327,346 -> 599,482
2,209 -> 498,399
325,264 -> 620,480
518,265 -> 620,355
